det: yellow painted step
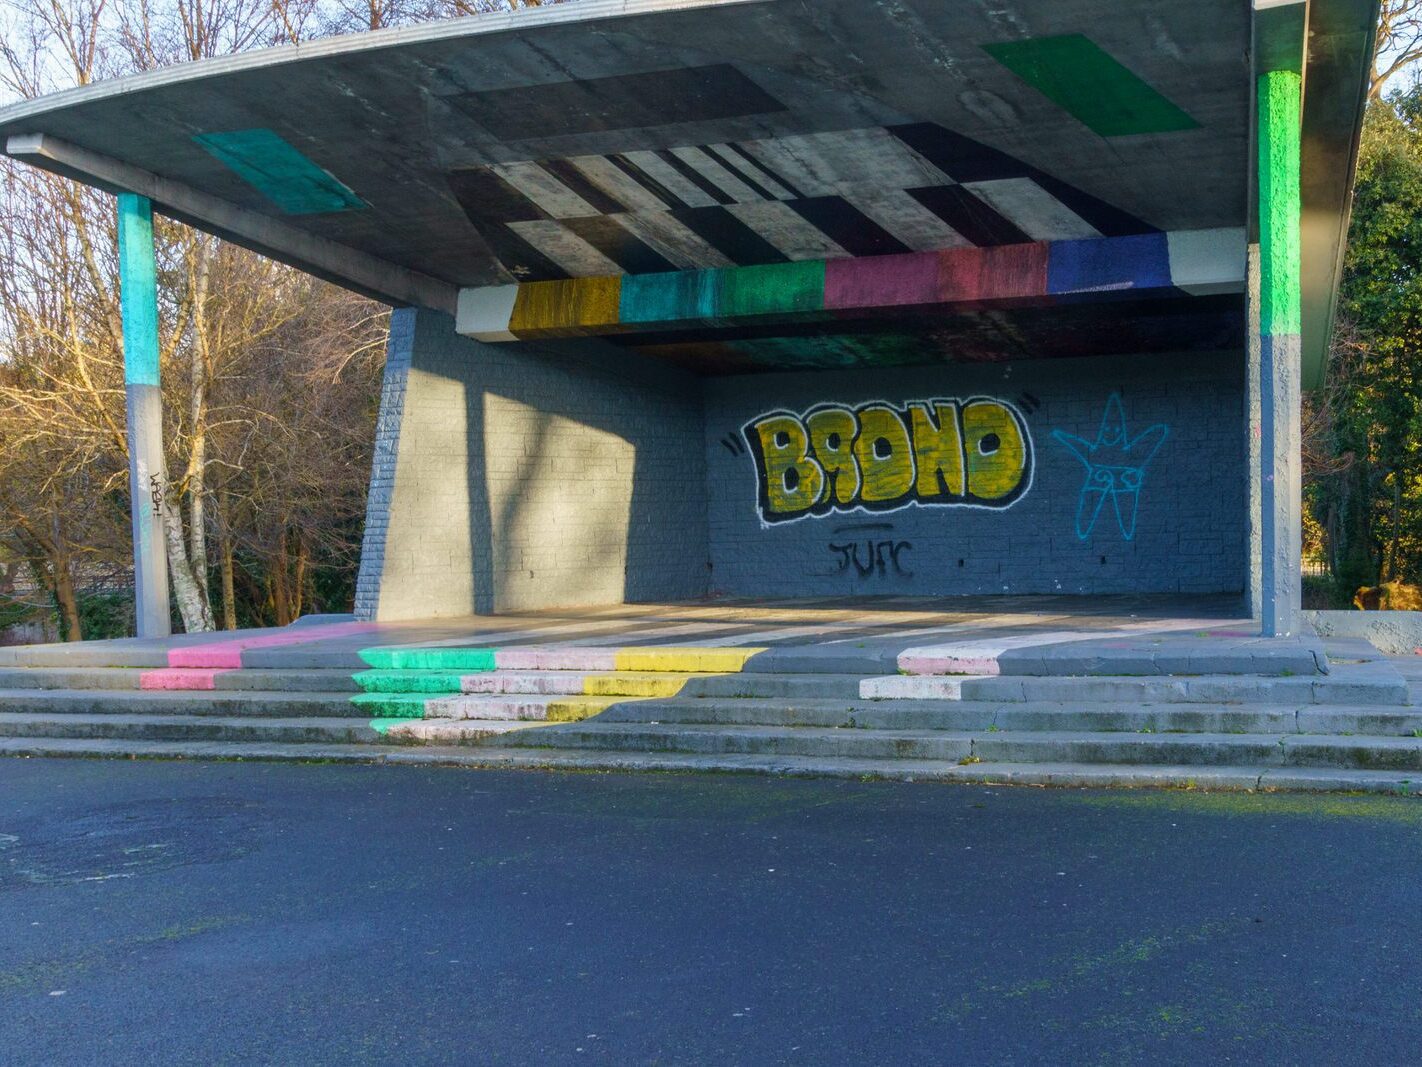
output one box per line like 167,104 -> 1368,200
612,647 -> 766,673
544,695 -> 640,723
579,672 -> 709,698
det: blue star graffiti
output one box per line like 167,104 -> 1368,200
1051,395 -> 1169,541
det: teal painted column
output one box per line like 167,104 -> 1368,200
117,194 -> 171,637
1256,67 -> 1303,637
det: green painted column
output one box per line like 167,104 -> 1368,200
117,193 -> 171,637
1256,67 -> 1303,636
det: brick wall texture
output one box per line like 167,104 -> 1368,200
703,350 -> 1247,598
357,310 -> 1246,618
356,309 -> 707,620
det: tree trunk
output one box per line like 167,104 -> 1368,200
290,534 -> 308,622
185,244 -> 211,582
272,529 -> 291,627
48,490 -> 82,641
215,488 -> 238,630
53,556 -> 82,642
162,490 -> 214,632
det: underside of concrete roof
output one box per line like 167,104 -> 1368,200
0,0 -> 1377,387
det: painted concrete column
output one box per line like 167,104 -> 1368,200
117,193 -> 170,637
1257,68 -> 1303,636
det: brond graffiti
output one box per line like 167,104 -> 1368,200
742,398 -> 1034,524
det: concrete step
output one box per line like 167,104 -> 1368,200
358,645 -> 767,673
482,721 -> 1422,771
0,643 -> 366,671
899,634 -> 1326,678
0,666 -> 361,692
864,663 -> 1409,706
593,696 -> 1422,736
1,736 -> 1419,795
354,668 -> 863,699
0,712 -> 383,744
0,689 -> 359,717
352,692 -> 626,722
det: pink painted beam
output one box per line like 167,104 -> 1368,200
824,243 -> 1050,316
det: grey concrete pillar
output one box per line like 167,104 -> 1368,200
117,193 -> 170,638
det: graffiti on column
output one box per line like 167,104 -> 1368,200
743,397 -> 1034,525
1051,393 -> 1168,541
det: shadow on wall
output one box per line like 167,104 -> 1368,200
388,310 -> 708,617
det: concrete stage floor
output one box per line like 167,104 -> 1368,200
0,594 -> 1255,670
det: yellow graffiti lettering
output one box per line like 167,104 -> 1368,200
908,401 -> 965,500
806,407 -> 860,505
961,399 -> 1029,501
853,405 -> 915,503
744,397 -> 1031,522
751,414 -> 825,516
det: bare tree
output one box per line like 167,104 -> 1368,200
1374,0 -> 1422,98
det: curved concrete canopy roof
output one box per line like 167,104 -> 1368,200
0,0 -> 1375,384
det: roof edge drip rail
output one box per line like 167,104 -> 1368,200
5,132 -> 458,314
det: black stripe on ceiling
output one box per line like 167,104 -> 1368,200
656,150 -> 736,205
562,216 -> 678,274
606,154 -> 686,210
786,196 -> 912,257
720,142 -> 805,199
672,206 -> 789,265
446,166 -> 546,223
886,122 -> 1155,237
1030,174 -> 1154,237
907,185 -> 1032,246
701,144 -> 778,200
538,158 -> 626,215
483,223 -> 568,282
449,64 -> 788,141
887,123 -> 1026,183
446,169 -> 566,280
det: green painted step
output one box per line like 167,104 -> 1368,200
353,669 -> 467,694
350,692 -> 430,718
358,648 -> 496,671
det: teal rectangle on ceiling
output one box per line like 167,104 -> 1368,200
193,128 -> 366,214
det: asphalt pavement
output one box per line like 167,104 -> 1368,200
2,759 -> 1420,1065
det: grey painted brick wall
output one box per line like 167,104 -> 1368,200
354,308 -> 415,620
704,350 -> 1247,597
357,309 -> 707,620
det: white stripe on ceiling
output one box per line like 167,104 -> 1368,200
704,144 -> 796,199
668,146 -> 764,203
506,220 -> 620,276
491,161 -> 598,219
725,201 -> 849,261
612,212 -> 735,269
845,189 -> 973,252
620,151 -> 721,209
739,127 -> 954,198
567,155 -> 670,213
960,177 -> 1102,240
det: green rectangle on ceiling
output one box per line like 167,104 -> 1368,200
984,34 -> 1200,137
193,128 -> 367,214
